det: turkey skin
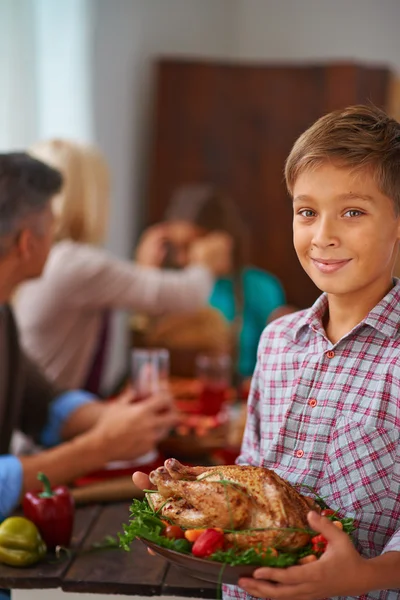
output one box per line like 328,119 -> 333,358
148,459 -> 317,549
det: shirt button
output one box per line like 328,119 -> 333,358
308,398 -> 317,408
326,350 -> 335,359
295,449 -> 304,458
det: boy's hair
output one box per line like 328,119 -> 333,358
29,139 -> 110,245
0,152 -> 62,250
285,104 -> 400,213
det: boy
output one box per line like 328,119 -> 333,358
134,105 -> 400,599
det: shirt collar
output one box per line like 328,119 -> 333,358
293,278 -> 400,343
293,293 -> 329,342
363,278 -> 400,339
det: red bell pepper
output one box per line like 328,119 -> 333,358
23,472 -> 75,550
192,528 -> 225,558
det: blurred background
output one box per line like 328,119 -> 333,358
1,0 -> 400,388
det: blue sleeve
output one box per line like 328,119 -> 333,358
0,456 -> 23,521
245,269 -> 286,323
40,390 -> 96,447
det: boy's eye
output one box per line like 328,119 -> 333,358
298,209 -> 316,218
344,209 -> 364,218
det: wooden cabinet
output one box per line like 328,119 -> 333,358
147,60 -> 390,308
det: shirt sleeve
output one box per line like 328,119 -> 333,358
0,456 -> 23,521
222,584 -> 248,600
49,243 -> 214,314
382,530 -> 400,554
40,390 -> 96,447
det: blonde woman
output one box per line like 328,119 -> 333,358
14,140 -> 231,393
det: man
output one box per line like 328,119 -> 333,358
0,152 -> 178,523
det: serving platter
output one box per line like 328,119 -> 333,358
141,539 -> 258,585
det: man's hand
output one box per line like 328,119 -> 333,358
135,224 -> 169,267
238,511 -> 371,600
90,392 -> 179,464
188,232 -> 233,276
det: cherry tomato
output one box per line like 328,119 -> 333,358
321,509 -> 336,517
311,534 -> 327,554
192,529 -> 225,558
184,529 -> 206,542
298,554 -> 318,565
163,525 -> 185,540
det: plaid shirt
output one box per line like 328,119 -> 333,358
224,281 -> 400,600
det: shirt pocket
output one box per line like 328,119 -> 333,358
318,416 -> 398,514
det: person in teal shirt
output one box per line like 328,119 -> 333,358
209,267 -> 285,377
136,184 -> 287,378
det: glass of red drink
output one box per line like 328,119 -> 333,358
131,348 -> 170,400
196,353 -> 231,416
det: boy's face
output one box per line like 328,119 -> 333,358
292,163 -> 400,298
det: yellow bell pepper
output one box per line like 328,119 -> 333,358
0,516 -> 47,567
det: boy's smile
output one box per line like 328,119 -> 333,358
292,163 -> 400,304
310,257 -> 352,274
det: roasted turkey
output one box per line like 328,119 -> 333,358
148,459 -> 317,550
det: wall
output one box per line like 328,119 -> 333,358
89,0 -> 235,388
89,0 -> 400,388
0,0 -> 37,151
91,0 -> 235,258
34,0 -> 94,143
234,0 -> 400,71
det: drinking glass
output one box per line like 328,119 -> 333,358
131,348 -> 170,400
196,353 -> 232,416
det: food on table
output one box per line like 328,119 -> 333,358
0,517 -> 46,566
120,459 -> 355,568
148,458 -> 318,550
191,528 -> 225,558
23,472 -> 75,550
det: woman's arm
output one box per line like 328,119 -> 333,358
53,242 -> 215,315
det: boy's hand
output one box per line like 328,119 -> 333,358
132,471 -> 156,557
238,511 -> 370,600
132,471 -> 152,490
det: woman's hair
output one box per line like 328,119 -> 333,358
165,184 -> 249,271
285,104 -> 400,213
29,139 -> 110,244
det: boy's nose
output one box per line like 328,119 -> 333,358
311,218 -> 339,248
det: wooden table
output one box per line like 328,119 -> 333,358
0,503 -> 218,599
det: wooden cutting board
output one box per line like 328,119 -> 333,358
70,476 -> 144,505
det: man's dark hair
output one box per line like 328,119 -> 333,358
0,152 -> 62,241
